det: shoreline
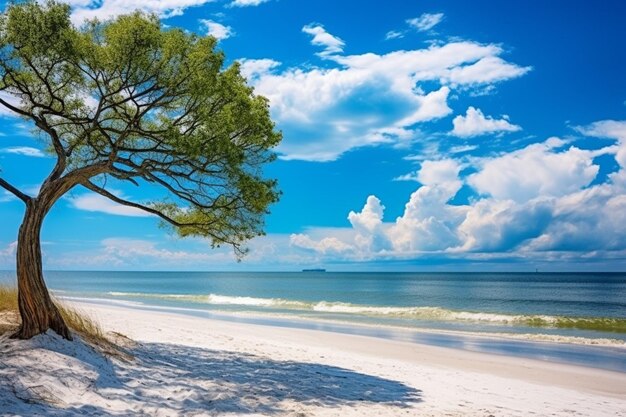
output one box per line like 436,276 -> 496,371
1,299 -> 625,416
71,302 -> 626,398
51,287 -> 626,338
60,295 -> 626,373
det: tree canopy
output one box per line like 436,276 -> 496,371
0,0 -> 281,257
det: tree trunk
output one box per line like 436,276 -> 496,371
10,199 -> 71,340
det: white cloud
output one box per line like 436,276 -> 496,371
0,241 -> 17,268
446,56 -> 529,86
576,120 -> 626,168
228,0 -> 270,7
0,191 -> 14,203
246,41 -> 529,161
200,19 -> 233,40
62,0 -> 96,6
456,198 -> 553,252
286,200 -> 388,259
347,196 -> 391,253
238,58 -> 280,81
0,241 -> 17,256
289,234 -> 352,254
348,195 -> 384,233
0,92 -> 23,118
70,0 -> 215,24
468,138 -> 600,202
69,192 -> 153,217
101,238 -> 213,261
525,186 -> 626,252
286,123 -> 626,261
0,146 -> 47,158
0,184 -> 40,203
418,159 -> 462,188
385,12 -> 444,42
406,13 -> 444,32
393,172 -> 419,182
49,237 -> 225,268
388,160 -> 466,251
385,30 -> 404,40
451,107 -> 521,138
449,144 -> 478,154
302,24 -> 345,57
45,234 -> 321,270
17,116 -> 626,268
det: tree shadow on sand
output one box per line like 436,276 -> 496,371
1,337 -> 421,416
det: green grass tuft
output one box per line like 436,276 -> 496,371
0,285 -> 131,358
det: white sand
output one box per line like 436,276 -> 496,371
1,301 -> 625,416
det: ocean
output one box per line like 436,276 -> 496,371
3,270 -> 626,371
1,270 -> 625,341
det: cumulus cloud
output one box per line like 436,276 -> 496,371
468,138 -> 600,202
246,41 -> 529,161
418,159 -> 462,189
451,106 -> 521,137
289,123 -> 626,261
388,160 -> 466,252
302,24 -> 345,57
348,196 -> 385,233
456,198 -> 553,252
0,147 -> 46,158
576,120 -> 626,168
200,19 -> 233,40
70,0 -> 215,24
348,196 -> 392,253
406,13 -> 444,32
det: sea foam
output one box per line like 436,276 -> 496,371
105,291 -> 626,333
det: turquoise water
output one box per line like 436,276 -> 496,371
2,271 -> 625,342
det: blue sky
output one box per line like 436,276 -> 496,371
1,0 -> 626,271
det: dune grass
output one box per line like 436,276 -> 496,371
0,285 -> 18,312
0,285 -> 19,335
0,285 -> 130,357
0,284 -> 104,340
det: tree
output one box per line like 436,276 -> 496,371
0,1 -> 281,340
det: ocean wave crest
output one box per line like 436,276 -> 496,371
105,291 -> 626,333
107,292 -> 309,309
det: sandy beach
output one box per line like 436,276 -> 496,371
1,300 -> 625,417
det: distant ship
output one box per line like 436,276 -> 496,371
302,268 -> 326,272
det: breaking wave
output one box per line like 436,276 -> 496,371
106,292 -> 626,333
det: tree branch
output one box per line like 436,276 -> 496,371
81,180 -> 190,228
80,180 -> 230,247
0,177 -> 30,203
0,97 -> 31,118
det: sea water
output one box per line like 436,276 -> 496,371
1,271 -> 625,342
3,270 -> 626,371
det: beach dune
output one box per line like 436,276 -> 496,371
1,301 -> 625,416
